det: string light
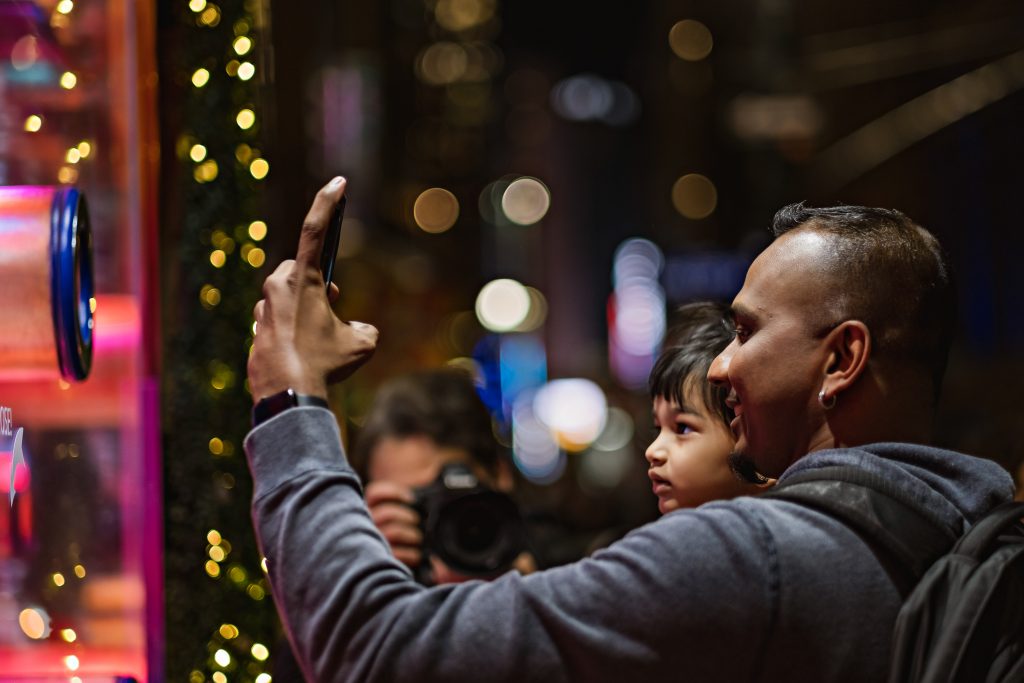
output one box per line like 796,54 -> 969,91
56,0 -> 74,13
233,36 -> 252,55
237,62 -> 255,80
249,158 -> 269,179
24,115 -> 42,132
192,68 -> 211,87
248,220 -> 267,240
60,72 -> 77,89
236,108 -> 256,129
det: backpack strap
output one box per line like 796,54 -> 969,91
762,466 -> 960,595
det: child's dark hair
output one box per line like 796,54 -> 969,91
648,301 -> 734,426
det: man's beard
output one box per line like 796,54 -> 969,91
729,452 -> 770,485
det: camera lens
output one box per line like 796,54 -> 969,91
432,491 -> 525,575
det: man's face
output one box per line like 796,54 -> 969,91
707,230 -> 837,478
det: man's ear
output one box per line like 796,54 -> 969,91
822,320 -> 871,398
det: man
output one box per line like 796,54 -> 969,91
245,179 -> 1012,682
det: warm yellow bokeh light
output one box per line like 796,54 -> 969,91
261,557 -> 269,574
18,609 -> 47,639
249,158 -> 269,179
255,674 -> 272,683
225,60 -> 240,77
237,62 -> 255,81
52,573 -> 65,587
208,531 -> 222,547
24,115 -> 42,132
192,68 -> 211,88
501,177 -> 550,225
247,583 -> 266,600
233,36 -> 252,55
209,249 -> 226,268
210,545 -> 226,562
219,623 -> 239,639
57,0 -> 74,14
60,72 -> 77,89
89,297 -> 97,313
435,0 -> 496,32
77,141 -> 92,158
200,284 -> 221,308
246,248 -> 266,268
61,628 -> 77,642
209,437 -> 224,455
235,143 -> 253,163
671,173 -> 718,219
413,187 -> 460,233
194,159 -> 219,183
252,643 -> 270,661
416,42 -> 468,85
669,19 -> 713,61
236,109 -> 256,130
248,220 -> 268,241
199,5 -> 221,26
66,148 -> 81,164
57,166 -> 78,184
190,144 -> 207,162
206,560 -> 221,577
189,0 -> 206,12
212,673 -> 227,683
73,564 -> 86,578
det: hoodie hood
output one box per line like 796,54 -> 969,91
780,442 -> 1015,532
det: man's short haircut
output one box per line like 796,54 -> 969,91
772,202 -> 956,397
649,301 -> 735,427
350,368 -> 499,481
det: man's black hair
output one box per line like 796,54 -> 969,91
649,301 -> 735,427
772,202 -> 956,399
351,368 -> 499,481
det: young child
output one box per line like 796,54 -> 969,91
645,301 -> 769,514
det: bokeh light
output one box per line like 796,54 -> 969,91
57,0 -> 74,13
77,141 -> 92,158
24,115 -> 42,132
18,607 -> 48,639
551,75 -> 641,126
236,108 -> 256,130
413,187 -> 460,233
249,158 -> 269,179
60,72 -> 77,89
192,68 -> 210,87
233,36 -> 252,55
592,407 -> 635,452
512,392 -> 565,483
194,159 -> 219,183
671,173 -> 717,219
251,643 -> 270,661
514,287 -> 548,332
475,278 -> 531,332
669,19 -> 713,61
248,220 -> 268,241
214,649 -> 231,667
434,0 -> 496,32
189,0 -> 206,11
613,237 -> 664,288
534,378 -> 608,451
500,177 -> 550,225
11,36 -> 39,71
237,62 -> 255,81
189,144 -> 207,162
416,42 -> 468,85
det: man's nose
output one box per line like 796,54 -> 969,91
707,339 -> 734,387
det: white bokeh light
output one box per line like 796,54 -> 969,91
475,278 -> 531,332
533,378 -> 608,451
501,177 -> 551,225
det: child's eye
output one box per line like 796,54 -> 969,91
733,324 -> 752,343
674,422 -> 694,435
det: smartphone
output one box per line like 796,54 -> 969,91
320,195 -> 346,291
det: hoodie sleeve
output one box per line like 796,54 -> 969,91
244,406 -> 778,683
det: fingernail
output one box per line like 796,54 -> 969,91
329,176 -> 344,188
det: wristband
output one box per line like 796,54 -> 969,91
252,388 -> 329,427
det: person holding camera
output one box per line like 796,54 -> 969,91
351,368 -> 534,585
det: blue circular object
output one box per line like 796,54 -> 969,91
49,187 -> 94,381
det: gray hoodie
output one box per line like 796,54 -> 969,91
244,407 -> 1014,682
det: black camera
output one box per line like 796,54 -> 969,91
412,463 -> 528,583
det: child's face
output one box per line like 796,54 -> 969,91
645,386 -> 754,514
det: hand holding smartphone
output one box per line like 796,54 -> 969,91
320,194 -> 346,292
